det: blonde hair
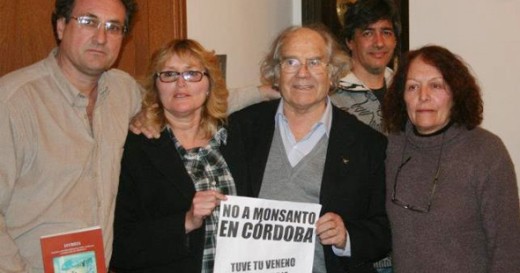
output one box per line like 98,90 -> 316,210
141,39 -> 228,138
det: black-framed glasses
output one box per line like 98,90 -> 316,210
70,16 -> 127,36
279,57 -> 329,74
155,70 -> 209,83
391,133 -> 445,213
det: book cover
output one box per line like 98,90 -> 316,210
40,226 -> 106,273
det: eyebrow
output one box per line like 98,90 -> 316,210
79,13 -> 124,24
281,56 -> 325,60
406,76 -> 444,82
162,64 -> 201,71
363,26 -> 394,31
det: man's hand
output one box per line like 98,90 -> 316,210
316,212 -> 347,249
129,106 -> 161,139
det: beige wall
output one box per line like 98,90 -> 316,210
410,0 -> 520,190
187,0 -> 301,89
187,0 -> 520,189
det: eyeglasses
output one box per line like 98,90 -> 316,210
70,16 -> 127,36
279,57 -> 329,74
391,134 -> 445,213
155,70 -> 208,83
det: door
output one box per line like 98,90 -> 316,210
0,0 -> 187,79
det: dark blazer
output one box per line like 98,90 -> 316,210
110,129 -> 249,273
228,100 -> 390,273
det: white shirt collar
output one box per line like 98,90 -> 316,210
275,97 -> 333,166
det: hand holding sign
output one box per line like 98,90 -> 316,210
185,190 -> 227,233
316,212 -> 347,249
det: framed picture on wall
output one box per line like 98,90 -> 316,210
217,54 -> 227,82
302,0 -> 409,56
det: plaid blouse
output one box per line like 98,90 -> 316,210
168,126 -> 236,273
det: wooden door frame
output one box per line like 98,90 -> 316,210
116,0 -> 187,78
0,0 -> 187,78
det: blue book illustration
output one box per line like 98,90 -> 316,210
52,251 -> 97,273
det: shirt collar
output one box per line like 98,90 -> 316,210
275,97 -> 332,137
46,48 -> 110,108
338,67 -> 394,91
166,125 -> 228,147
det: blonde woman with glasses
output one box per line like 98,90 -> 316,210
110,39 -> 248,273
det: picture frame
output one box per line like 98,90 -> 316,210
217,54 -> 227,82
302,0 -> 409,55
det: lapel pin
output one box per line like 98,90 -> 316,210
342,157 -> 349,164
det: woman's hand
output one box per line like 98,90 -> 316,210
185,190 -> 227,233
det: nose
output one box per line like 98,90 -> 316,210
418,86 -> 431,101
93,25 -> 107,44
296,62 -> 311,77
175,75 -> 187,87
374,33 -> 384,48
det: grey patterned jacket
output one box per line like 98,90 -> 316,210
331,67 -> 393,133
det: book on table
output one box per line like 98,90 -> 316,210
40,226 -> 106,273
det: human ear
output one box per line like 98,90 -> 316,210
56,18 -> 66,41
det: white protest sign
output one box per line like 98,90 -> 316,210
214,196 -> 322,273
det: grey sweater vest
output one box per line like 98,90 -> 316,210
259,126 -> 328,273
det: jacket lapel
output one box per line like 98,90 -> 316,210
248,101 -> 278,196
142,130 -> 195,202
320,106 -> 358,206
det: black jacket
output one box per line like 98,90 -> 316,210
110,129 -> 249,273
228,100 -> 391,273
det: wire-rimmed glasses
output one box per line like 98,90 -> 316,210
279,57 -> 329,74
391,156 -> 440,213
70,16 -> 127,36
391,133 -> 445,213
